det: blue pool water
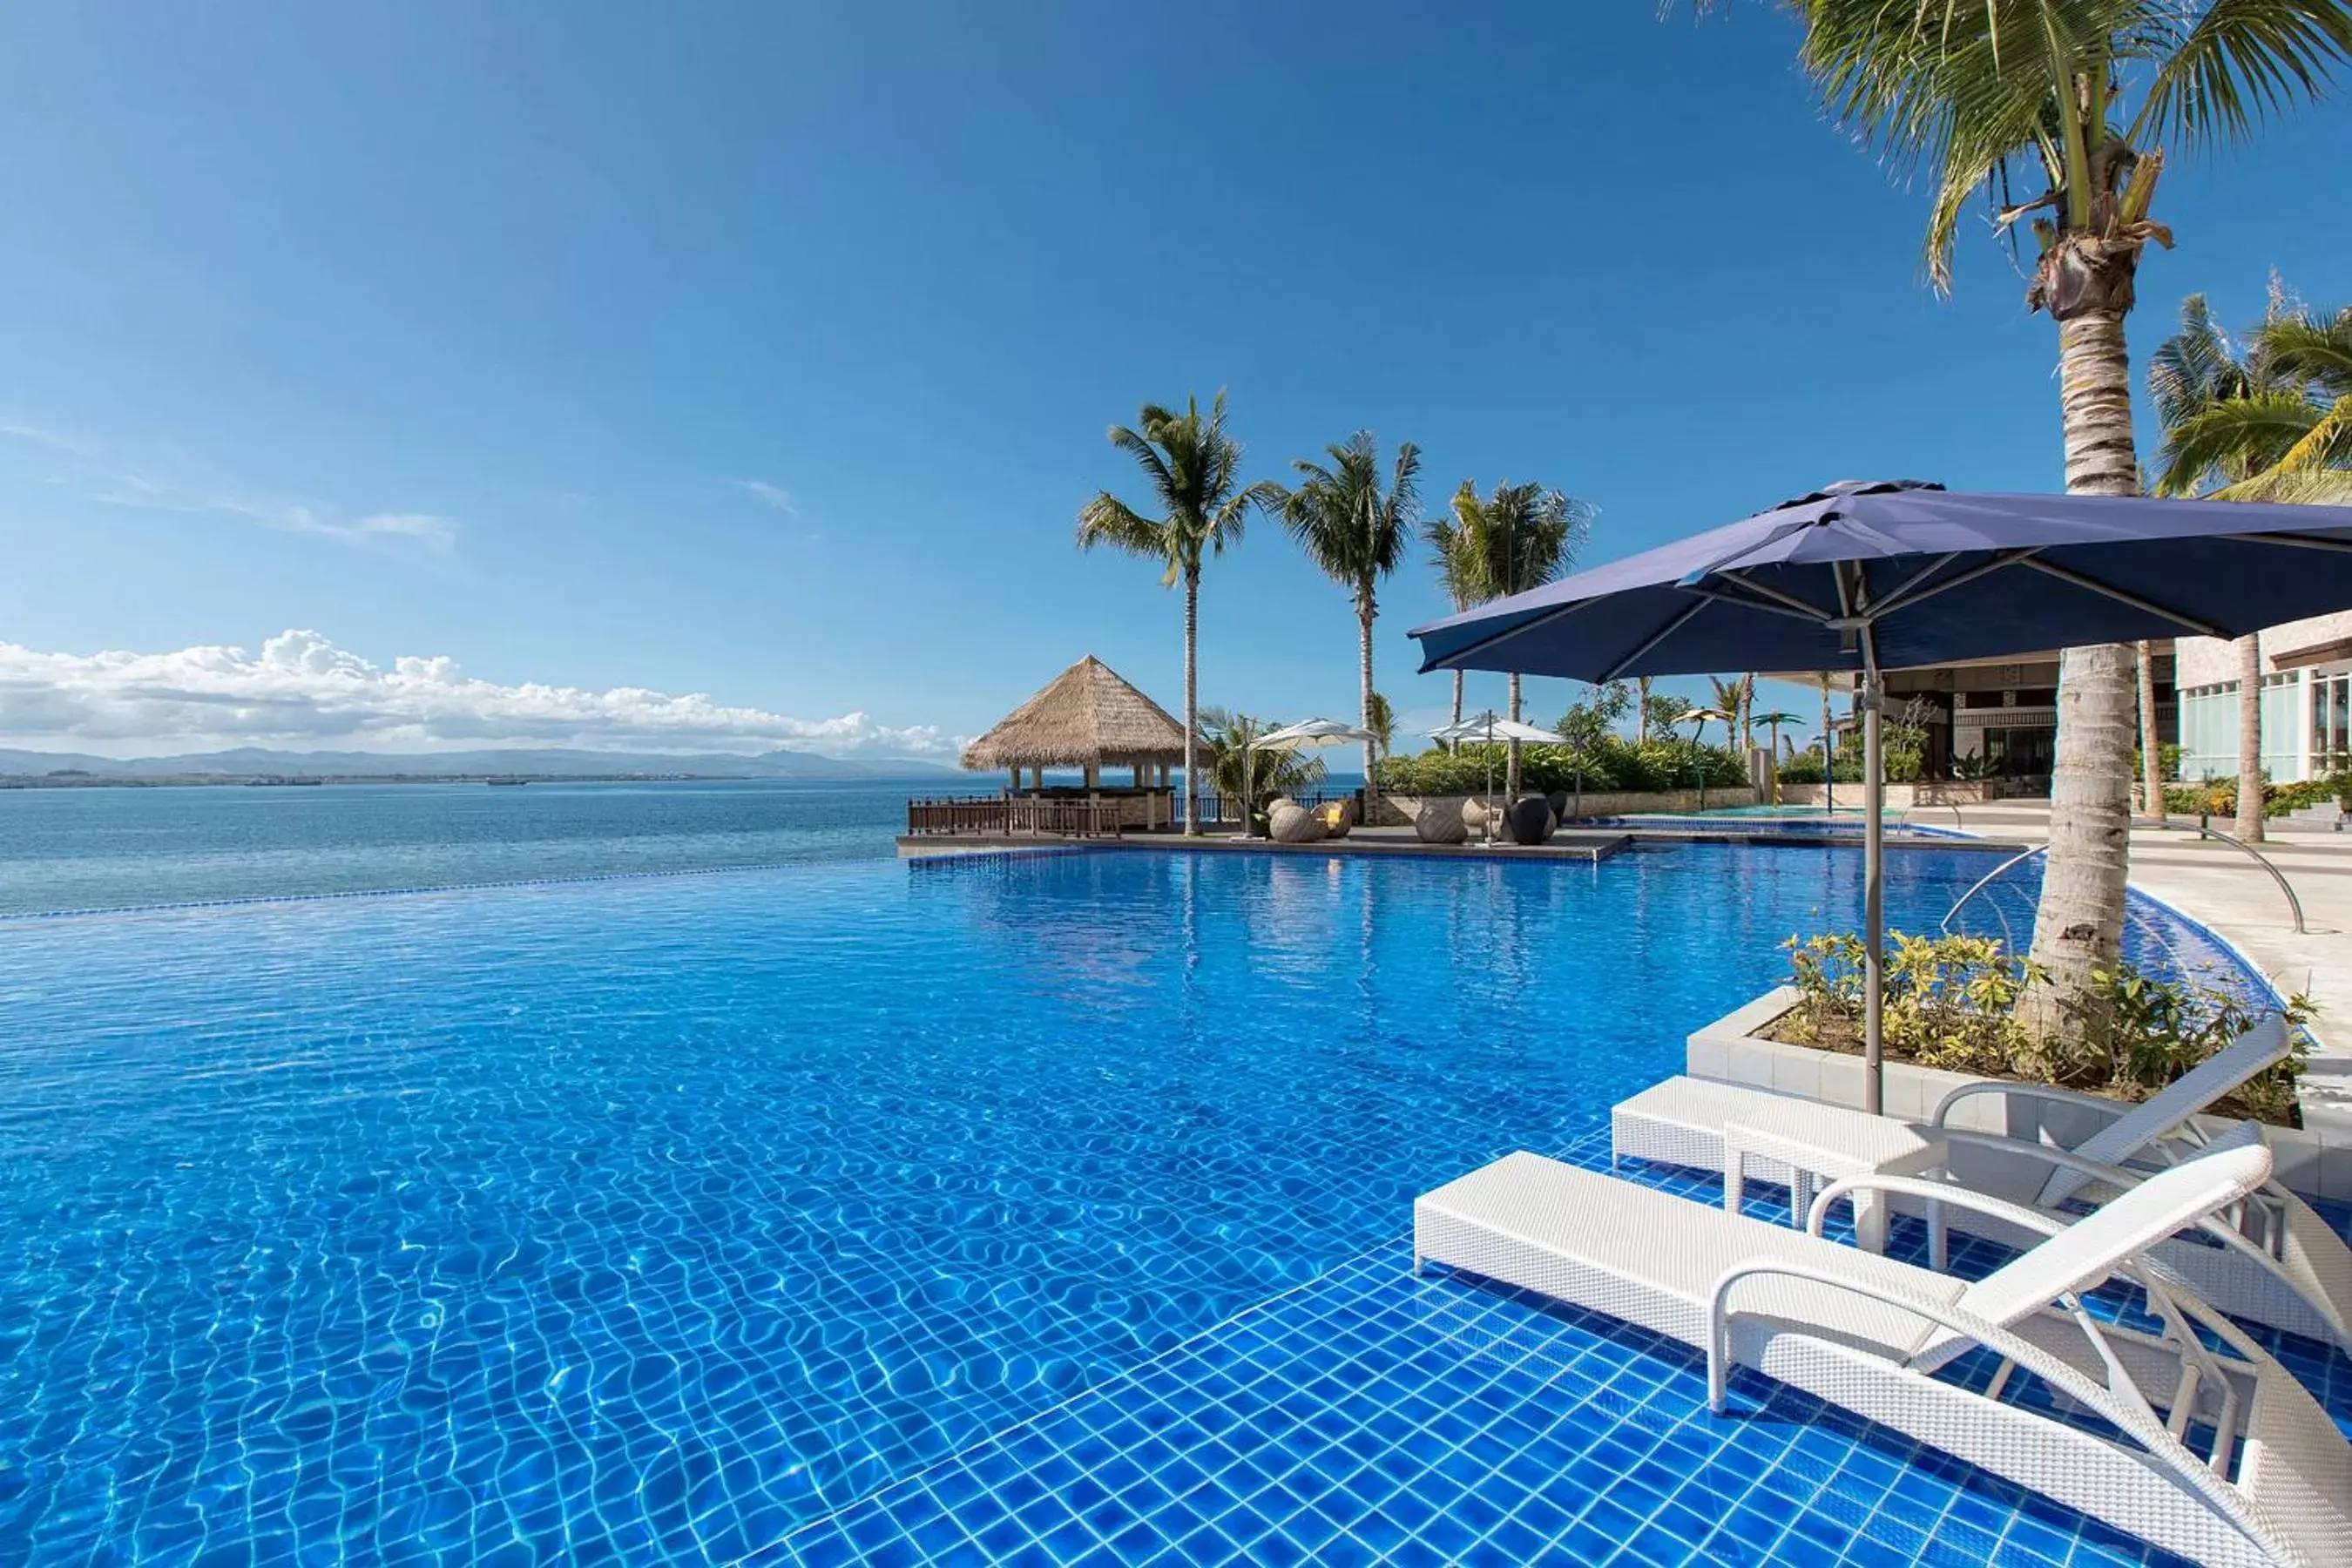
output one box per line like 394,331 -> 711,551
0,843 -> 2296,1564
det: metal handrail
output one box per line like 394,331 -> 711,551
1939,844 -> 2048,935
2166,818 -> 2308,935
1939,818 -> 2308,936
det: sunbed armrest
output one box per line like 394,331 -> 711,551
1802,1173 -> 2066,1242
1934,1129 -> 2157,1198
1701,1260 -> 2237,1524
1930,1080 -> 2136,1133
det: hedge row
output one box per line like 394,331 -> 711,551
1375,737 -> 1747,795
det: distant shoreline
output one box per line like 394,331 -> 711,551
0,773 -> 945,790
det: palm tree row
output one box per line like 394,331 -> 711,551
1081,394 -> 1593,825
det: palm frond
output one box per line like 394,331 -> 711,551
2254,306 -> 2352,395
2130,0 -> 2352,151
2153,389 -> 2326,494
1076,493 -> 1177,584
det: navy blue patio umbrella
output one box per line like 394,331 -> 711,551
1408,480 -> 2352,1112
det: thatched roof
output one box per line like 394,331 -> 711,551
960,655 -> 1187,771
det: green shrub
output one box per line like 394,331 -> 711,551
1778,930 -> 2310,1122
1777,753 -> 1826,785
1375,735 -> 1746,797
2160,777 -> 2338,819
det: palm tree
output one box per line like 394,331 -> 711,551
1746,0 -> 2352,1039
1635,675 -> 1655,743
2148,291 -> 2352,843
1423,506 -> 1487,736
1277,433 -> 1421,802
1454,479 -> 1595,797
1708,675 -> 1755,754
2153,293 -> 2352,504
1198,707 -> 1327,821
1077,392 -> 1283,835
1366,692 -> 1396,760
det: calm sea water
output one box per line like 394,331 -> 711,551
0,779 -> 944,915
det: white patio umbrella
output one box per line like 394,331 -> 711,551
1239,717 -> 1378,836
1427,710 -> 1561,808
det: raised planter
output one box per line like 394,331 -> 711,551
1686,986 -> 2350,1202
1384,787 -> 1761,824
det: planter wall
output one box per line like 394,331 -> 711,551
1686,986 -> 2351,1203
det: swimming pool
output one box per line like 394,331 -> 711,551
0,844 -> 2307,1565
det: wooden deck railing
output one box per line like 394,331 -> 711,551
905,796 -> 1122,838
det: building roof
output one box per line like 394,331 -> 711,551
959,655 -> 1188,771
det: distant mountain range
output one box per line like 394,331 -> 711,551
0,746 -> 959,781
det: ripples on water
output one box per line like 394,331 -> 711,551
0,794 -> 2269,1563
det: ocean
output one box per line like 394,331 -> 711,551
0,778 -> 948,916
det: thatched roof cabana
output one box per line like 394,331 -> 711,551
960,655 -> 1186,773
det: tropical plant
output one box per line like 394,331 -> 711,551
1736,0 -> 2352,1043
1366,691 -> 1396,759
1641,689 -> 1692,743
1450,479 -> 1595,796
1275,432 -> 1421,800
1422,507 -> 1486,735
1778,930 -> 2310,1120
1077,392 -> 1284,835
1197,707 -> 1328,821
1557,681 -> 1633,751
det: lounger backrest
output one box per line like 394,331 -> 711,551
1911,1143 -> 2274,1373
2038,1015 -> 2290,1207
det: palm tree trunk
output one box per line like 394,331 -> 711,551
1506,672 -> 1524,799
2023,308 -> 2140,1039
1182,566 -> 1200,836
2235,632 -> 2266,842
1358,592 -> 1378,809
2137,640 -> 2165,825
1821,677 -> 1834,813
1637,675 -> 1652,744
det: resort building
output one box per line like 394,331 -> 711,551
1813,649 -> 2179,787
2173,612 -> 2352,783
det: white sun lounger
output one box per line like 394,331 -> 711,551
1609,1017 -> 2352,1349
1415,1144 -> 2352,1568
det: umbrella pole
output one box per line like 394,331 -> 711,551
1862,676 -> 1884,1116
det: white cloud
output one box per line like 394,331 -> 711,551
0,419 -> 98,456
737,479 -> 797,514
93,476 -> 456,552
0,630 -> 959,759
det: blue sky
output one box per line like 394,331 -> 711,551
1,3 -> 2347,759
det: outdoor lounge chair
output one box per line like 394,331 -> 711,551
1415,1144 -> 2352,1568
1611,1017 -> 2352,1348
